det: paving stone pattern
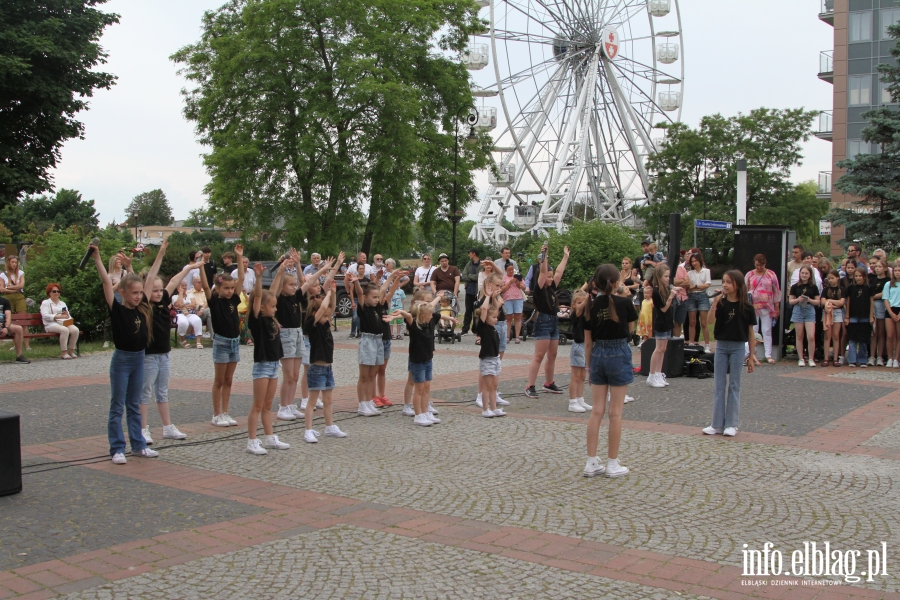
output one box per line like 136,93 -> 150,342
829,369 -> 900,384
0,460 -> 263,571
65,525 -> 707,600
157,411 -> 900,591
864,419 -> 900,449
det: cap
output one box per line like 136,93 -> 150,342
438,253 -> 449,259
641,240 -> 650,246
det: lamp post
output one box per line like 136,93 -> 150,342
451,106 -> 478,266
138,226 -> 143,243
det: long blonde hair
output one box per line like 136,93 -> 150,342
652,264 -> 670,303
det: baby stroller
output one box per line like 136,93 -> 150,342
555,289 -> 574,345
435,291 -> 461,344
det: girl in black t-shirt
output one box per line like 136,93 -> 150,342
568,291 -> 591,414
704,271 -> 756,438
789,266 -> 820,368
821,270 -> 846,366
90,242 -> 159,465
846,269 -> 874,367
525,244 -> 570,398
200,246 -> 246,427
475,292 -> 505,417
399,289 -> 433,417
647,265 -> 675,389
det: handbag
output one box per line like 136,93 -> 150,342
61,318 -> 74,327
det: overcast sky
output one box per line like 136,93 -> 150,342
49,0 -> 834,226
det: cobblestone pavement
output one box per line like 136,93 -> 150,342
865,419 -> 900,449
155,410 -> 900,591
65,525 -> 705,600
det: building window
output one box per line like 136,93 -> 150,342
850,11 -> 873,42
881,80 -> 897,104
849,75 -> 872,105
847,140 -> 872,161
883,8 -> 900,39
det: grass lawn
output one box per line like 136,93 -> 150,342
0,338 -> 110,363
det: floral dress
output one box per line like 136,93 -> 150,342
745,269 -> 781,318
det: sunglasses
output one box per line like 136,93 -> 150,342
50,289 -> 61,293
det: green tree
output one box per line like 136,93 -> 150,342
0,1 -> 118,207
183,207 -> 217,227
125,189 -> 174,227
640,108 -> 817,262
0,188 -> 100,239
172,0 -> 489,258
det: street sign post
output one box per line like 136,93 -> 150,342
693,220 -> 733,248
819,220 -> 831,236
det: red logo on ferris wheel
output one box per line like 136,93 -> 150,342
602,29 -> 619,59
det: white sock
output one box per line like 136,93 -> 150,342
607,458 -> 619,468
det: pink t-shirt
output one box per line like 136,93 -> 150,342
673,264 -> 688,301
502,274 -> 524,301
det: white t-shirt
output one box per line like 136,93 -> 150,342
232,268 -> 255,294
348,262 -> 374,277
0,270 -> 24,289
687,268 -> 711,289
183,267 -> 200,290
414,266 -> 436,287
790,266 -> 823,294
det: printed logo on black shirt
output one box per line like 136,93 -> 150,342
132,316 -> 141,333
725,308 -> 735,323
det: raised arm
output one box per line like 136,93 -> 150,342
270,260 -> 289,297
301,258 -> 332,294
119,252 -> 134,275
316,289 -> 334,323
166,256 -> 204,295
144,239 -> 169,297
234,244 -> 245,294
199,253 -> 213,300
322,251 -> 345,291
554,246 -> 570,287
383,270 -> 405,301
537,245 -> 550,288
250,262 -> 265,317
91,243 -> 114,308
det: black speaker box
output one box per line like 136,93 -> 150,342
0,410 -> 22,496
640,337 -> 685,377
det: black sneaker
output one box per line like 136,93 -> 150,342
543,382 -> 563,394
15,355 -> 30,364
524,385 -> 539,398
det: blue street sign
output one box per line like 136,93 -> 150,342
695,220 -> 732,230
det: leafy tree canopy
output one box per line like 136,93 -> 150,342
0,188 -> 99,239
0,1 -> 119,207
183,207 -> 217,227
125,189 -> 174,227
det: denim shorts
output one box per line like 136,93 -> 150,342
673,298 -> 688,324
533,312 -> 559,341
684,291 -> 711,312
570,341 -> 586,368
408,360 -> 433,384
358,333 -> 385,365
874,301 -> 887,320
212,335 -> 240,364
279,327 -> 307,360
589,339 -> 634,387
307,363 -> 335,391
503,298 -> 524,314
302,336 -> 311,365
252,360 -> 279,380
791,303 -> 816,323
654,330 -> 672,340
832,308 -> 844,324
383,338 -> 391,362
480,356 -> 501,376
496,320 -> 508,353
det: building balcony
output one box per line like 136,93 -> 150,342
818,51 -> 833,83
817,171 -> 832,199
816,111 -> 833,141
819,0 -> 834,26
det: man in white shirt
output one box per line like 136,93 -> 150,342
347,252 -> 374,278
494,247 -> 519,275
183,250 -> 202,289
789,251 -> 823,293
232,257 -> 255,294
413,254 -> 436,293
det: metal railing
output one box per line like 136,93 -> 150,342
820,0 -> 834,15
818,171 -> 832,196
818,111 -> 833,135
820,50 -> 834,74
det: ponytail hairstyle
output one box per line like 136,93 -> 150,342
117,273 -> 154,344
724,270 -> 748,317
652,264 -> 671,303
590,263 -> 621,323
409,300 -> 434,327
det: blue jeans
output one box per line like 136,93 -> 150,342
141,352 -> 170,405
109,349 -> 147,456
408,360 -> 433,383
711,340 -> 744,430
847,318 -> 869,364
307,363 -> 335,391
212,335 -> 240,364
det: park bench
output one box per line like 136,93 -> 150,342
10,313 -> 81,356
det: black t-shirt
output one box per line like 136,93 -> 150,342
147,290 -> 172,355
376,301 -> 391,341
109,295 -> 149,352
873,276 -> 889,300
589,294 -> 638,341
533,281 -> 558,315
304,315 -> 333,363
249,311 -> 283,362
357,303 -> 382,334
822,285 -> 845,302
409,313 -> 441,363
847,284 -> 873,319
790,282 -> 819,300
475,320 -> 500,359
572,310 -> 587,344
474,296 -> 506,322
203,262 -> 217,287
713,298 -> 757,342
276,292 -> 304,329
0,296 -> 9,327
651,288 -> 674,333
208,294 -> 241,338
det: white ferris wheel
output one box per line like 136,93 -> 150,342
466,0 -> 684,245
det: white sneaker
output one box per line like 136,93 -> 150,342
624,395 -> 635,404
876,357 -> 885,367
428,402 -> 438,415
659,373 -> 670,387
263,434 -> 290,449
223,413 -> 238,426
723,427 -> 737,437
704,345 -> 712,353
496,396 -> 510,406
605,459 -> 629,478
367,400 -> 382,415
426,411 -> 441,424
138,447 -> 159,458
568,399 -> 586,413
482,409 -> 495,418
492,408 -> 507,417
647,374 -> 666,388
702,426 -> 722,435
141,427 -> 154,445
357,402 -> 377,416
277,406 -> 297,421
304,430 -> 319,443
837,356 -> 845,366
300,398 -> 308,410
867,357 -> 876,366
798,359 -> 806,367
246,439 -> 268,455
163,425 -> 187,440
289,403 -> 304,418
202,332 -> 211,339
413,414 -> 432,426
324,425 -> 347,438
475,394 -> 483,408
111,452 -> 127,464
894,359 -> 900,368
316,399 -> 323,409
402,404 -> 415,416
578,398 -> 593,410
583,457 -> 605,477
212,414 -> 230,427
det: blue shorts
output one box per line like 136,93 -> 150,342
212,335 -> 240,364
874,301 -> 887,320
533,312 -> 559,341
589,339 -> 634,387
280,327 -> 307,360
570,342 -> 586,368
408,360 -> 433,384
307,363 -> 335,391
383,338 -> 391,362
302,336 -> 310,365
503,298 -> 524,314
252,360 -> 279,380
654,330 -> 672,340
358,333 -> 385,365
684,292 -> 711,312
673,298 -> 688,325
791,303 -> 816,323
496,320 -> 508,353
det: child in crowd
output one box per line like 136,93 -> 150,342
821,270 -> 846,367
641,243 -> 665,283
871,260 -> 890,366
140,240 -> 203,444
846,268 -> 874,367
647,265 -> 675,388
199,246 -> 245,426
390,286 -> 406,340
303,256 -> 346,442
245,263 -> 290,455
883,263 -> 900,368
636,286 -> 653,346
401,289 -> 432,416
475,291 -> 505,418
703,271 -> 756,437
568,290 -> 592,413
90,242 -> 158,464
374,271 -> 406,409
475,274 -> 509,410
790,265 -> 820,367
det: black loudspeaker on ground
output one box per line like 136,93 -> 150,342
0,410 -> 22,496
